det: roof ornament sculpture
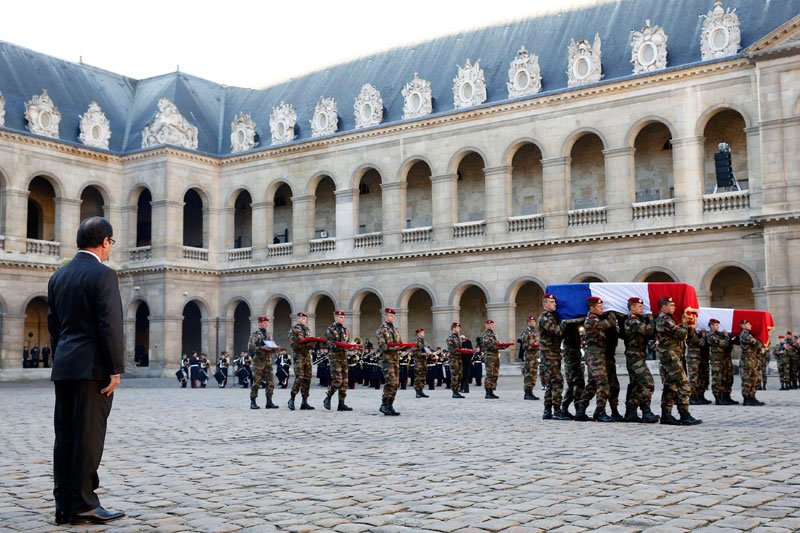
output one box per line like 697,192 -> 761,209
141,98 -> 198,150
0,91 -> 5,127
567,34 -> 603,87
25,89 -> 61,139
230,112 -> 257,153
354,83 -> 383,129
453,58 -> 487,110
701,0 -> 740,60
310,97 -> 338,138
506,46 -> 542,99
401,73 -> 432,119
79,101 -> 111,150
631,20 -> 668,74
270,101 -> 297,145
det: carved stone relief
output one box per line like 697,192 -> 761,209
0,91 -> 5,127
354,83 -> 383,129
401,73 -> 432,119
141,98 -> 198,150
453,59 -> 487,109
310,97 -> 338,138
270,101 -> 297,145
631,20 -> 668,73
230,112 -> 257,153
79,101 -> 111,149
507,46 -> 542,99
567,34 -> 603,87
701,0 -> 741,60
25,89 -> 61,138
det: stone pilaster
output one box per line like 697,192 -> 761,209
148,315 -> 183,375
483,166 -> 512,237
3,188 -> 29,253
56,196 -> 82,258
431,305 -> 458,349
670,136 -> 705,222
602,147 -> 635,230
380,181 -> 406,250
290,195 -> 313,257
251,201 -> 272,261
0,313 -> 26,369
150,199 -> 184,261
540,157 -> 570,237
430,174 -> 457,242
335,188 -> 357,253
486,302 -> 516,363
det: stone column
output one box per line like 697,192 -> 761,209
483,166 -> 512,237
122,204 -> 137,249
123,318 -> 136,371
335,189 -> 357,253
251,201 -> 271,261
395,307 -> 409,342
487,302 -> 516,363
201,318 -> 216,356
3,188 -> 28,253
670,136 -> 705,222
696,290 -> 712,308
205,207 -> 222,264
290,195 -> 313,257
220,206 -> 235,254
540,157 -> 570,237
148,315 -> 183,375
218,317 -> 234,355
306,313 -> 317,338
744,126 -> 762,209
431,305 -> 458,349
380,182 -> 406,250
602,147 -> 635,231
348,310 -> 361,341
104,204 -> 124,264
150,199 -> 184,261
430,174 -> 457,242
56,196 -> 82,258
0,313 -> 25,369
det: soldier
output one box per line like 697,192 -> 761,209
413,329 -> 430,398
249,317 -> 280,409
787,332 -> 799,389
604,322 -> 624,422
654,297 -> 702,425
446,323 -> 465,399
561,324 -> 584,420
288,312 -> 315,411
739,320 -> 765,406
686,325 -> 710,404
576,297 -> 616,422
323,310 -> 353,411
480,320 -> 501,399
539,294 -> 569,420
623,297 -> 659,423
774,336 -> 788,390
519,315 -> 540,401
377,307 -> 402,416
705,319 -> 732,404
759,341 -> 770,391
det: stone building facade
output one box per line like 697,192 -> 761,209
0,1 -> 799,374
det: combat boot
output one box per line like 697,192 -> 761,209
250,399 -> 260,409
679,411 -> 702,425
464,383 -> 470,393
560,405 -> 575,420
389,405 -> 400,416
416,390 -> 429,398
624,405 -> 642,423
552,406 -> 570,421
288,396 -> 296,410
715,396 -> 732,405
524,390 -> 536,400
726,394 -> 740,405
265,396 -> 279,409
337,400 -> 353,411
542,406 -> 553,419
640,405 -> 659,424
574,406 -> 590,422
689,395 -> 703,406
323,394 -> 332,410
300,399 -> 314,410
660,408 -> 681,425
610,405 -> 625,422
592,408 -> 614,422
780,382 -> 787,390
452,390 -> 464,398
379,401 -> 392,416
699,393 -> 712,404
488,389 -> 499,399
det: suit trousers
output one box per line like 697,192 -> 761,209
53,380 -> 113,514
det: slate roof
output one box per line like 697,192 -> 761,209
0,0 -> 798,156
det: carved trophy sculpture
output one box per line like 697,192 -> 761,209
79,102 -> 112,150
230,112 -> 257,153
25,89 -> 61,139
402,73 -> 432,119
631,20 -> 668,74
567,34 -> 603,87
0,91 -> 5,127
507,46 -> 542,99
270,101 -> 297,145
354,83 -> 383,129
453,59 -> 487,110
701,0 -> 740,60
310,97 -> 338,138
141,98 -> 198,150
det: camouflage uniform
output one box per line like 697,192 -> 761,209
787,338 -> 799,387
325,323 -> 350,401
760,346 -> 770,389
289,323 -> 313,400
538,310 -> 565,411
377,322 -> 401,407
706,329 -> 731,399
446,332 -> 463,392
623,313 -> 656,411
561,339 -> 585,412
655,311 -> 692,414
481,328 -> 500,391
579,311 -> 616,411
520,325 -> 539,394
249,328 -> 275,400
413,337 -> 430,392
685,328 -> 706,398
774,342 -> 788,388
739,329 -> 764,399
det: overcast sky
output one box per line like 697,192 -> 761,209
1,0 -> 612,89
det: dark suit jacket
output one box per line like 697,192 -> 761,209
48,252 -> 124,381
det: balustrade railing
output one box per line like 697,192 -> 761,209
26,238 -> 61,256
183,246 -> 209,261
354,232 -> 383,249
508,214 -> 544,233
128,246 -> 152,261
632,199 -> 675,220
703,190 -> 750,213
567,207 -> 607,227
453,220 -> 486,239
268,242 -> 293,257
401,227 -> 432,244
227,247 -> 252,262
309,238 -> 336,254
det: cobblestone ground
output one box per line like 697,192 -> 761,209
1,375 -> 800,532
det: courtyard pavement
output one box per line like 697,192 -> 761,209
1,375 -> 799,532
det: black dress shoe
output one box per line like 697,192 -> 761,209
55,510 -> 69,525
71,507 -> 125,524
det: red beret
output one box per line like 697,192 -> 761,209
334,310 -> 345,316
740,319 -> 750,326
486,319 -> 494,324
779,335 -> 785,339
384,308 -> 396,314
527,315 -> 536,321
297,312 -> 307,318
587,297 -> 602,304
708,318 -> 720,325
451,322 -> 461,328
543,293 -> 555,300
628,297 -> 643,304
659,296 -> 674,306
415,328 -> 424,334
788,331 -> 793,336
257,316 -> 269,322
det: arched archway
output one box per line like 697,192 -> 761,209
406,288 -> 433,342
273,183 -> 293,244
571,273 -> 606,283
703,109 -> 748,193
134,301 -> 150,367
271,298 -> 292,349
27,176 -> 56,240
313,176 -> 336,239
455,284 -> 488,343
570,133 -> 606,209
80,185 -> 105,222
232,301 -> 251,356
233,190 -> 252,248
24,296 -> 49,361
710,266 -> 755,310
183,188 -> 205,248
456,152 -> 486,222
357,168 -> 382,234
181,301 -> 203,356
404,160 -> 432,229
135,188 -> 152,247
513,281 -> 544,361
511,143 -> 543,216
634,122 -> 674,202
642,271 -> 676,283
311,294 -> 336,334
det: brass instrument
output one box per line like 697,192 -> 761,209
682,307 -> 699,328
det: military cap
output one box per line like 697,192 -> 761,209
587,296 -> 602,305
451,322 -> 461,328
486,319 -> 494,324
779,335 -> 785,339
628,297 -> 643,304
739,319 -> 750,326
543,293 -> 556,300
297,312 -> 307,318
658,296 -> 673,307
334,310 -> 345,316
788,331 -> 793,336
708,318 -> 720,325
384,307 -> 396,314
257,316 -> 269,322
415,328 -> 424,333
527,315 -> 536,321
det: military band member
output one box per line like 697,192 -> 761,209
705,319 -> 732,404
399,351 -> 410,390
739,320 -> 765,406
249,317 -> 280,409
539,294 -> 569,420
189,351 -> 201,388
323,311 -> 353,411
520,316 -> 540,401
654,297 -> 701,425
377,308 -> 402,416
686,326 -> 710,405
774,336 -> 789,390
623,298 -> 659,423
481,320 -> 501,399
288,312 -> 315,411
276,351 -> 291,388
446,323 -> 465,398
217,351 -> 230,388
576,297 -> 616,422
199,353 -> 211,388
413,329 -> 430,398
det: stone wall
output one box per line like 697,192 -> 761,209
634,123 -> 674,202
570,134 -> 605,209
511,144 -> 543,216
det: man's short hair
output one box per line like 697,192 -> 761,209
76,217 -> 113,248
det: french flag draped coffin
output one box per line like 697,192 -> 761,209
544,283 -> 699,322
696,307 -> 774,344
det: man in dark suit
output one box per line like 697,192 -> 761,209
31,344 -> 40,368
48,217 -> 125,525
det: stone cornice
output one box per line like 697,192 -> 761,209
380,182 -> 407,191
758,116 -> 800,131
482,166 -> 511,176
429,174 -> 456,184
669,136 -> 704,148
0,127 -> 119,162
150,199 -> 185,208
540,157 -> 570,168
602,147 -> 635,158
